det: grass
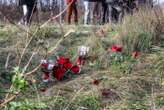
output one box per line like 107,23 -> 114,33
0,8 -> 164,110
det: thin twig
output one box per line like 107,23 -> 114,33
0,91 -> 20,109
18,29 -> 35,66
0,1 -> 74,109
5,53 -> 11,69
18,1 -> 73,66
22,47 -> 40,74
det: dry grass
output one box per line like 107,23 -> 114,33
116,8 -> 163,54
0,8 -> 164,110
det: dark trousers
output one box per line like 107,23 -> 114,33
21,5 -> 36,25
67,3 -> 78,24
102,2 -> 108,24
25,6 -> 33,24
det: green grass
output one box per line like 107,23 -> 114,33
0,9 -> 164,110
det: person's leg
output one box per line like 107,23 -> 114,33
92,2 -> 99,24
84,1 -> 90,24
73,3 -> 78,24
118,5 -> 124,23
26,6 -> 33,24
108,4 -> 113,23
112,8 -> 117,23
67,4 -> 73,24
26,7 -> 32,24
90,2 -> 95,24
23,5 -> 28,16
118,11 -> 123,23
19,5 -> 28,25
102,2 -> 108,24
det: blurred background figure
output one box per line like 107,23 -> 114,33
18,0 -> 37,25
104,0 -> 124,23
83,0 -> 91,25
153,0 -> 164,7
83,0 -> 103,25
66,0 -> 78,24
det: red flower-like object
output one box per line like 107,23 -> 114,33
111,45 -> 122,52
53,66 -> 66,81
76,57 -> 85,66
93,79 -> 100,86
132,51 -> 140,58
42,72 -> 50,80
101,89 -> 111,97
42,56 -> 84,81
40,88 -> 47,92
71,65 -> 80,74
57,56 -> 69,65
41,63 -> 48,68
64,62 -> 73,69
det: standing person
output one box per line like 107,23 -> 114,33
104,0 -> 124,23
123,0 -> 138,14
102,0 -> 111,24
83,0 -> 99,25
83,0 -> 104,25
18,0 -> 37,25
83,0 -> 90,24
66,0 -> 78,24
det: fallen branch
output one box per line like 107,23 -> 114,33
0,92 -> 20,108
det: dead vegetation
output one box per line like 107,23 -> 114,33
0,7 -> 164,110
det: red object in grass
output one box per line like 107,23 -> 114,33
101,89 -> 111,97
41,63 -> 49,68
42,72 -> 50,80
76,57 -> 85,66
40,88 -> 47,92
64,62 -> 73,69
132,51 -> 140,58
102,91 -> 109,97
111,45 -> 122,52
71,65 -> 80,74
53,66 -> 66,81
57,56 -> 69,65
93,80 -> 100,86
57,56 -> 73,69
